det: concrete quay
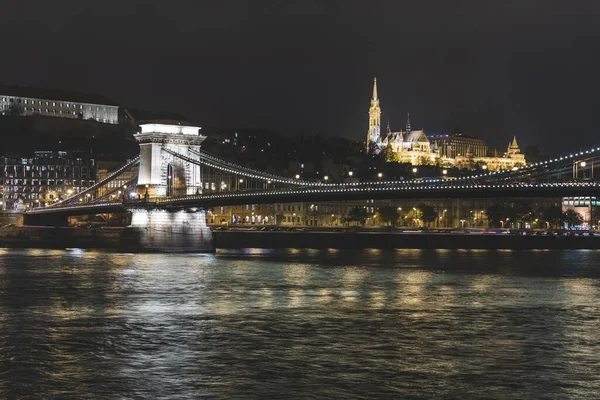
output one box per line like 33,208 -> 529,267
213,230 -> 600,250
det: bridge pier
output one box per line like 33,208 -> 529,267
122,208 -> 214,252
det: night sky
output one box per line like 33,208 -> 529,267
3,0 -> 600,154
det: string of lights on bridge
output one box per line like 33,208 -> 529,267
27,143 -> 600,214
27,181 -> 600,214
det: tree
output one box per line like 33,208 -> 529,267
542,206 -> 566,229
418,204 -> 437,227
367,140 -> 379,157
564,209 -> 583,229
383,143 -> 399,163
344,206 -> 368,226
377,206 -> 399,226
486,202 -> 505,227
514,202 -> 536,227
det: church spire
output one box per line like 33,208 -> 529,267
386,119 -> 391,134
366,77 -> 382,151
372,77 -> 378,100
406,112 -> 411,133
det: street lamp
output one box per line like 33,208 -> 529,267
378,172 -> 383,179
348,171 -> 353,177
295,174 -> 300,179
324,175 -> 329,181
482,165 -> 488,170
442,169 -> 447,175
412,167 -> 418,174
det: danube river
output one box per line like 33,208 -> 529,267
1,248 -> 600,398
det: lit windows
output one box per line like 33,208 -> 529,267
52,102 -> 56,106
66,103 -> 70,108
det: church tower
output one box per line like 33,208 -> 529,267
367,78 -> 381,151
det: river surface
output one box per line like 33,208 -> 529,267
1,248 -> 600,399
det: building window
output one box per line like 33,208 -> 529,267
79,105 -> 83,109
67,103 -> 70,108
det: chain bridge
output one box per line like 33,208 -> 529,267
23,123 -> 600,250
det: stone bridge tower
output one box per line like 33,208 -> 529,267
135,122 -> 206,197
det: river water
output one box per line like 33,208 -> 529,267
1,248 -> 600,399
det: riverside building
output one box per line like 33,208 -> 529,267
0,151 -> 96,210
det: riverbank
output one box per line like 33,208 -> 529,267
1,227 -> 599,251
213,230 -> 600,250
0,226 -> 214,252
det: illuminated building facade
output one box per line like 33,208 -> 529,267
0,151 -> 96,210
367,78 -> 437,165
431,134 -> 488,158
366,78 -> 526,171
0,85 -> 119,124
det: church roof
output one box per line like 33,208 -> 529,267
406,130 -> 429,144
381,131 -> 403,142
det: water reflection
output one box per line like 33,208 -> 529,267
0,249 -> 600,398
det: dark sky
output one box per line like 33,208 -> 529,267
3,0 -> 600,154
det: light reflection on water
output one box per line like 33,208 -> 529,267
0,248 -> 600,398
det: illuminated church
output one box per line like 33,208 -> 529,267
366,78 -> 526,170
366,78 -> 437,165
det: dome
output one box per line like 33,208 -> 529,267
406,130 -> 429,144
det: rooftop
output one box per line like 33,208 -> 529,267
0,84 -> 118,106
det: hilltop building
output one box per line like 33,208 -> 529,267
367,79 -> 437,165
0,85 -> 119,124
365,78 -> 526,171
